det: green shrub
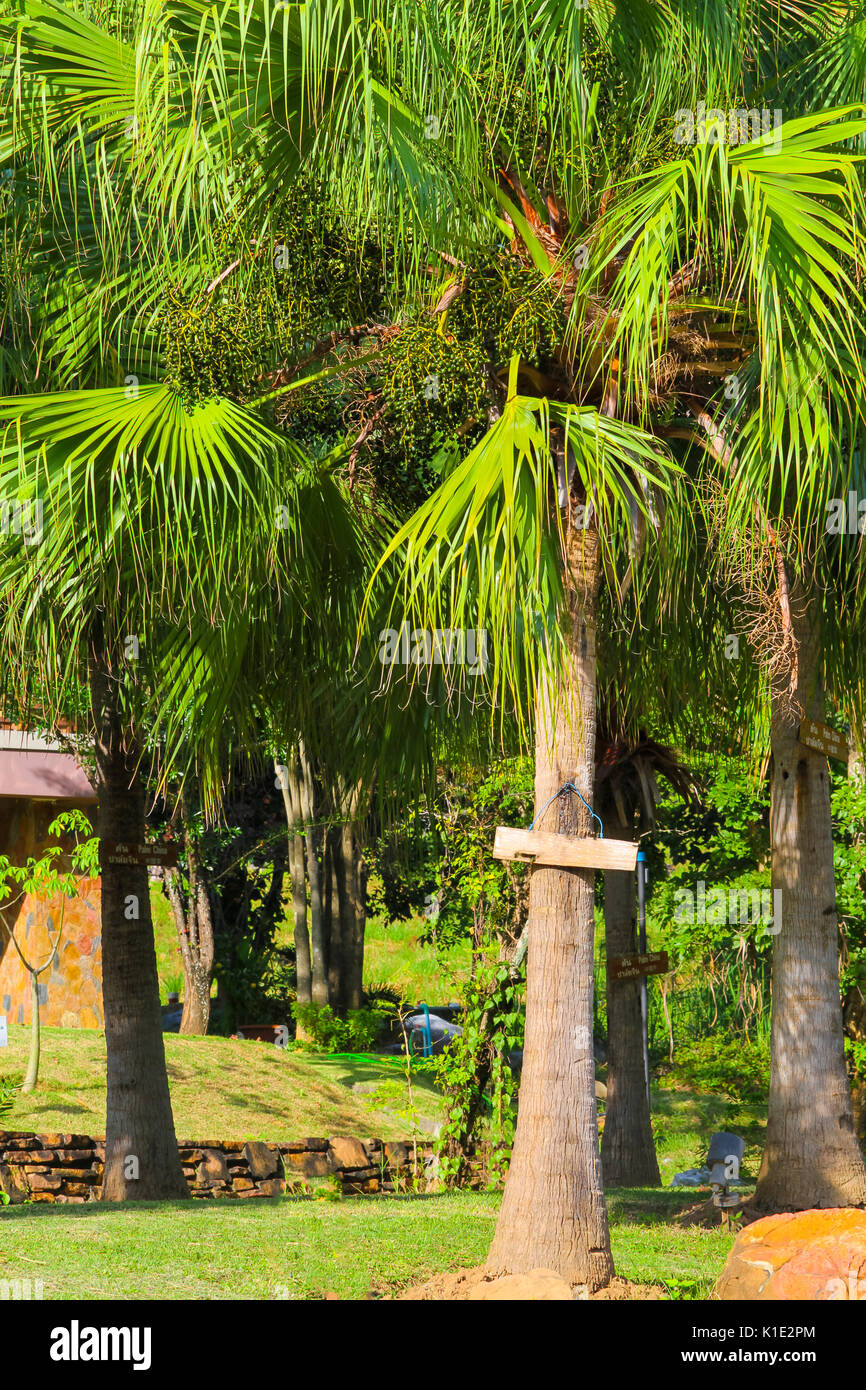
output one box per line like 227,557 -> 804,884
291,1002 -> 386,1054
660,1035 -> 769,1102
0,1075 -> 15,1123
362,980 -> 403,1011
845,1037 -> 866,1080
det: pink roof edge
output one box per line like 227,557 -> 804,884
0,749 -> 97,801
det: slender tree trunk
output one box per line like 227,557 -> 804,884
842,733 -> 866,1045
176,880 -> 214,1037
179,960 -> 210,1034
754,575 -> 866,1210
289,833 -> 312,1002
599,808 -> 660,1187
5,892 -> 63,1095
326,825 -> 344,1013
161,797 -> 215,1036
340,822 -> 366,1012
487,523 -> 614,1288
91,635 -> 188,1201
298,743 -> 328,1005
282,755 -> 312,1006
334,776 -> 366,1014
182,809 -> 214,1035
21,969 -> 40,1094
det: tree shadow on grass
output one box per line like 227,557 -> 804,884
0,1197 -> 285,1220
19,1103 -> 94,1117
321,1060 -> 442,1102
0,1189 -> 473,1220
220,1093 -> 289,1117
605,1185 -> 756,1226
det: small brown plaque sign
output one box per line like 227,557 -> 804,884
99,840 -> 179,869
608,951 -> 669,982
798,719 -> 848,762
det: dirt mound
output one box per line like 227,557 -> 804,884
397,1265 -> 663,1300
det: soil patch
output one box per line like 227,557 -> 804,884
397,1265 -> 663,1300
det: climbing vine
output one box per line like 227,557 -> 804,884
427,758 -> 533,1187
434,957 -> 524,1188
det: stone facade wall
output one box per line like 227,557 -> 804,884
0,800 -> 102,1029
0,1132 -> 459,1203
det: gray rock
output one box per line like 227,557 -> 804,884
671,1166 -> 711,1187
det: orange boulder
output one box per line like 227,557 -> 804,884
715,1208 -> 866,1300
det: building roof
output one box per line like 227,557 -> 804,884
0,730 -> 96,802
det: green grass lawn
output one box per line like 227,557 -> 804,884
1,888 -> 754,1301
1,1025 -> 445,1140
0,1189 -> 734,1300
362,913 -> 472,1003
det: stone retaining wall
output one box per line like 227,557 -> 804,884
0,1132 -> 444,1203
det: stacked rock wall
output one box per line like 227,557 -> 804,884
0,1131 -> 467,1202
0,1133 -> 102,1202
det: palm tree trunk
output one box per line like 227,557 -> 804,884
754,575 -> 866,1210
487,523 -> 614,1288
283,755 -> 312,1006
600,810 -> 660,1187
91,637 -> 188,1201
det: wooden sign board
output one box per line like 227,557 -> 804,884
99,840 -> 178,870
799,719 -> 848,762
493,826 -> 638,872
608,951 -> 669,982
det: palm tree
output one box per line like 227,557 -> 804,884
155,0 -> 866,1267
366,395 -> 673,1281
0,0 -> 383,1195
0,387 -> 351,1195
